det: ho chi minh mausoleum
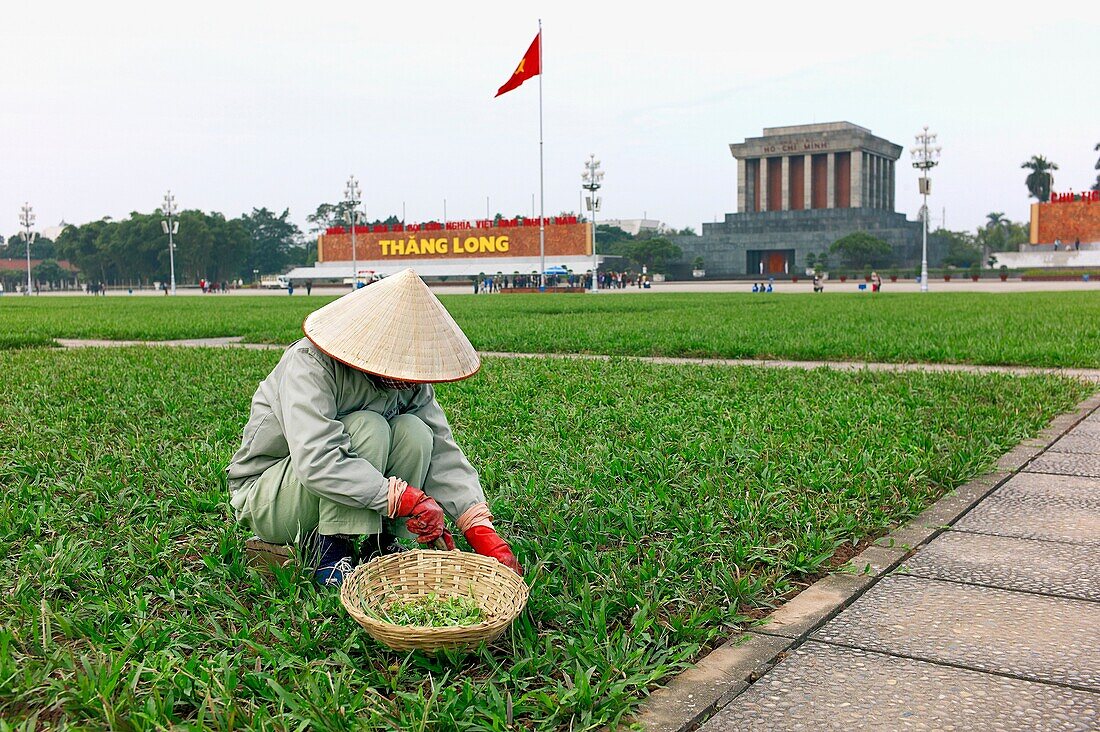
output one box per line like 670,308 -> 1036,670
675,122 -> 934,278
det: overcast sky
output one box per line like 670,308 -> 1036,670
3,1 -> 1097,239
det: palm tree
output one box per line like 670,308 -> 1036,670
1021,155 -> 1058,202
979,212 -> 1010,261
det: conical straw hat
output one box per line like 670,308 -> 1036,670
303,269 -> 480,382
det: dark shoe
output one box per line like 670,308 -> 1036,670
311,534 -> 355,589
314,556 -> 355,588
359,530 -> 409,563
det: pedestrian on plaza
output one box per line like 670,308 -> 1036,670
871,271 -> 882,293
752,282 -> 759,293
288,281 -> 295,296
1054,238 -> 1061,250
1075,238 -> 1081,251
306,280 -> 313,296
813,274 -> 824,293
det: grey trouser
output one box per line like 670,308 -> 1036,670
236,411 -> 432,544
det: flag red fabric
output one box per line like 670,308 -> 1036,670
495,32 -> 541,97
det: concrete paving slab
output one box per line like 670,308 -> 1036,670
752,573 -> 875,640
840,544 -> 908,577
899,531 -> 1100,601
996,443 -> 1045,471
953,473 -> 1100,546
1062,419 -> 1100,437
1050,432 -> 1100,455
812,575 -> 1100,690
630,633 -> 790,732
700,642 -> 1100,732
1026,452 -> 1100,477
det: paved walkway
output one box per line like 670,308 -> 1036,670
54,338 -> 1100,383
700,410 -> 1100,731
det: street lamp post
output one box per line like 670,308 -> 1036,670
910,127 -> 941,293
581,154 -> 603,293
161,191 -> 179,295
345,176 -> 363,289
19,203 -> 36,295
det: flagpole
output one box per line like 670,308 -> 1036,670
537,19 -> 545,289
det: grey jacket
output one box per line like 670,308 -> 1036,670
226,338 -> 484,520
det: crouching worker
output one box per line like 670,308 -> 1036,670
226,268 -> 522,587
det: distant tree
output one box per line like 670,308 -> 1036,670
241,207 -> 303,276
55,219 -> 115,283
621,237 -> 682,273
828,232 -> 893,269
32,259 -> 67,288
677,226 -> 697,236
935,228 -> 983,268
594,224 -> 635,256
976,214 -> 1029,258
1021,155 -> 1058,202
305,201 -> 359,233
3,235 -> 55,260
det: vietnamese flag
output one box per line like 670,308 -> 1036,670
495,32 -> 541,97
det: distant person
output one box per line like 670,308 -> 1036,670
1054,238 -> 1061,250
1075,237 -> 1081,251
752,282 -> 759,293
288,282 -> 294,296
813,274 -> 824,293
306,280 -> 313,296
765,282 -> 773,293
871,271 -> 882,293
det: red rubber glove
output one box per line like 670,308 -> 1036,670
435,529 -> 457,551
464,526 -> 523,575
395,486 -> 446,544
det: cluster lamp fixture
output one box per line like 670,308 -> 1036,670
344,176 -> 364,288
161,191 -> 179,295
581,154 -> 604,293
19,203 -> 37,295
910,127 -> 941,293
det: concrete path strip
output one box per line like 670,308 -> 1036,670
52,338 -> 1100,381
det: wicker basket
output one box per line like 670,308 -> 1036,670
340,549 -> 528,652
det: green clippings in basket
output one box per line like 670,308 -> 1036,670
380,593 -> 484,627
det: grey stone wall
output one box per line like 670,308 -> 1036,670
671,209 -> 943,279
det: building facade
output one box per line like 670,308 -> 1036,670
675,122 -> 931,278
284,217 -> 597,281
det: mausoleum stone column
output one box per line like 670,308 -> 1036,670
803,154 -> 812,209
759,157 -> 768,212
781,156 -> 790,211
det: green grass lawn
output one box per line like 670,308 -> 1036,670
2,291 -> 1100,366
0,347 -> 1089,730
